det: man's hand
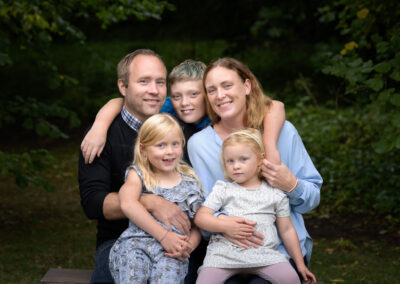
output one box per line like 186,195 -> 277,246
218,215 -> 264,248
261,159 -> 297,192
141,195 -> 191,236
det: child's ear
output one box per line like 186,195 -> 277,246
259,153 -> 265,166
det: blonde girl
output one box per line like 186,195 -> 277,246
194,129 -> 316,284
109,113 -> 202,284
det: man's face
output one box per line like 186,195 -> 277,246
118,55 -> 167,121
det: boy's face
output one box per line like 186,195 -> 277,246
170,80 -> 206,124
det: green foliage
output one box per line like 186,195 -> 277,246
289,99 -> 400,218
0,0 -> 173,190
316,0 -> 400,153
0,96 -> 80,138
0,149 -> 56,191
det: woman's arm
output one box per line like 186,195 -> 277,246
276,216 -> 316,284
81,98 -> 124,164
263,100 -> 285,165
120,170 -> 189,256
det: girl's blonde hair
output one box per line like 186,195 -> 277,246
133,113 -> 201,191
221,128 -> 264,180
203,57 -> 272,129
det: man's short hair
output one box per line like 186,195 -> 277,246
117,49 -> 165,87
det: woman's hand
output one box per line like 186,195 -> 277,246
261,159 -> 298,192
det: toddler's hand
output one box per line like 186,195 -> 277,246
298,265 -> 316,284
160,231 -> 189,261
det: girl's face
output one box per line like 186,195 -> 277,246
204,67 -> 250,122
142,128 -> 183,174
223,143 -> 261,189
170,80 -> 206,124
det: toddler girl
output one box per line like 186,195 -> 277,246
194,128 -> 316,284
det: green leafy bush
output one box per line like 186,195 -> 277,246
289,99 -> 400,219
316,0 -> 400,153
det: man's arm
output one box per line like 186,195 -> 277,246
140,194 -> 191,236
102,192 -> 125,220
78,135 -> 122,220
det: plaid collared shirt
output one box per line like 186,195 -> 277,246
121,106 -> 142,132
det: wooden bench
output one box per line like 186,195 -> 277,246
41,268 -> 93,284
41,268 -> 324,283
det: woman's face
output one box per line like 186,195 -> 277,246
170,80 -> 206,124
204,66 -> 250,122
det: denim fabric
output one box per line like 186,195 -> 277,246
91,239 -> 116,284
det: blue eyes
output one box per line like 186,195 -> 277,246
226,157 -> 248,164
155,142 -> 180,148
138,80 -> 165,85
171,92 -> 199,100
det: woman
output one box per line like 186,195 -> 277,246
187,58 -> 322,284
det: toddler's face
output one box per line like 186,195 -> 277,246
223,144 -> 261,189
170,80 -> 206,124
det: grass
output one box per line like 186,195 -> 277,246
0,140 -> 399,283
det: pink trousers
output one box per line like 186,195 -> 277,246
196,262 -> 300,284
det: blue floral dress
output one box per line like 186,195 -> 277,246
109,165 -> 202,284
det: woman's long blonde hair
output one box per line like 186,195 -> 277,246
222,128 -> 264,180
133,113 -> 201,191
203,57 -> 272,129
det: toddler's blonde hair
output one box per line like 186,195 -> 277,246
221,128 -> 264,180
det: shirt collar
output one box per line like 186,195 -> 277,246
121,106 -> 142,132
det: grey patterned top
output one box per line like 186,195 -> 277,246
201,180 -> 290,269
120,165 -> 203,239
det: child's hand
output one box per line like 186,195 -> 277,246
297,265 -> 316,284
81,126 -> 107,164
220,216 -> 255,240
165,239 -> 194,260
160,231 -> 189,261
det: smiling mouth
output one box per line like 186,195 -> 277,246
217,101 -> 232,108
181,109 -> 194,114
144,98 -> 160,104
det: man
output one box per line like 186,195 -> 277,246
78,49 -> 191,283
